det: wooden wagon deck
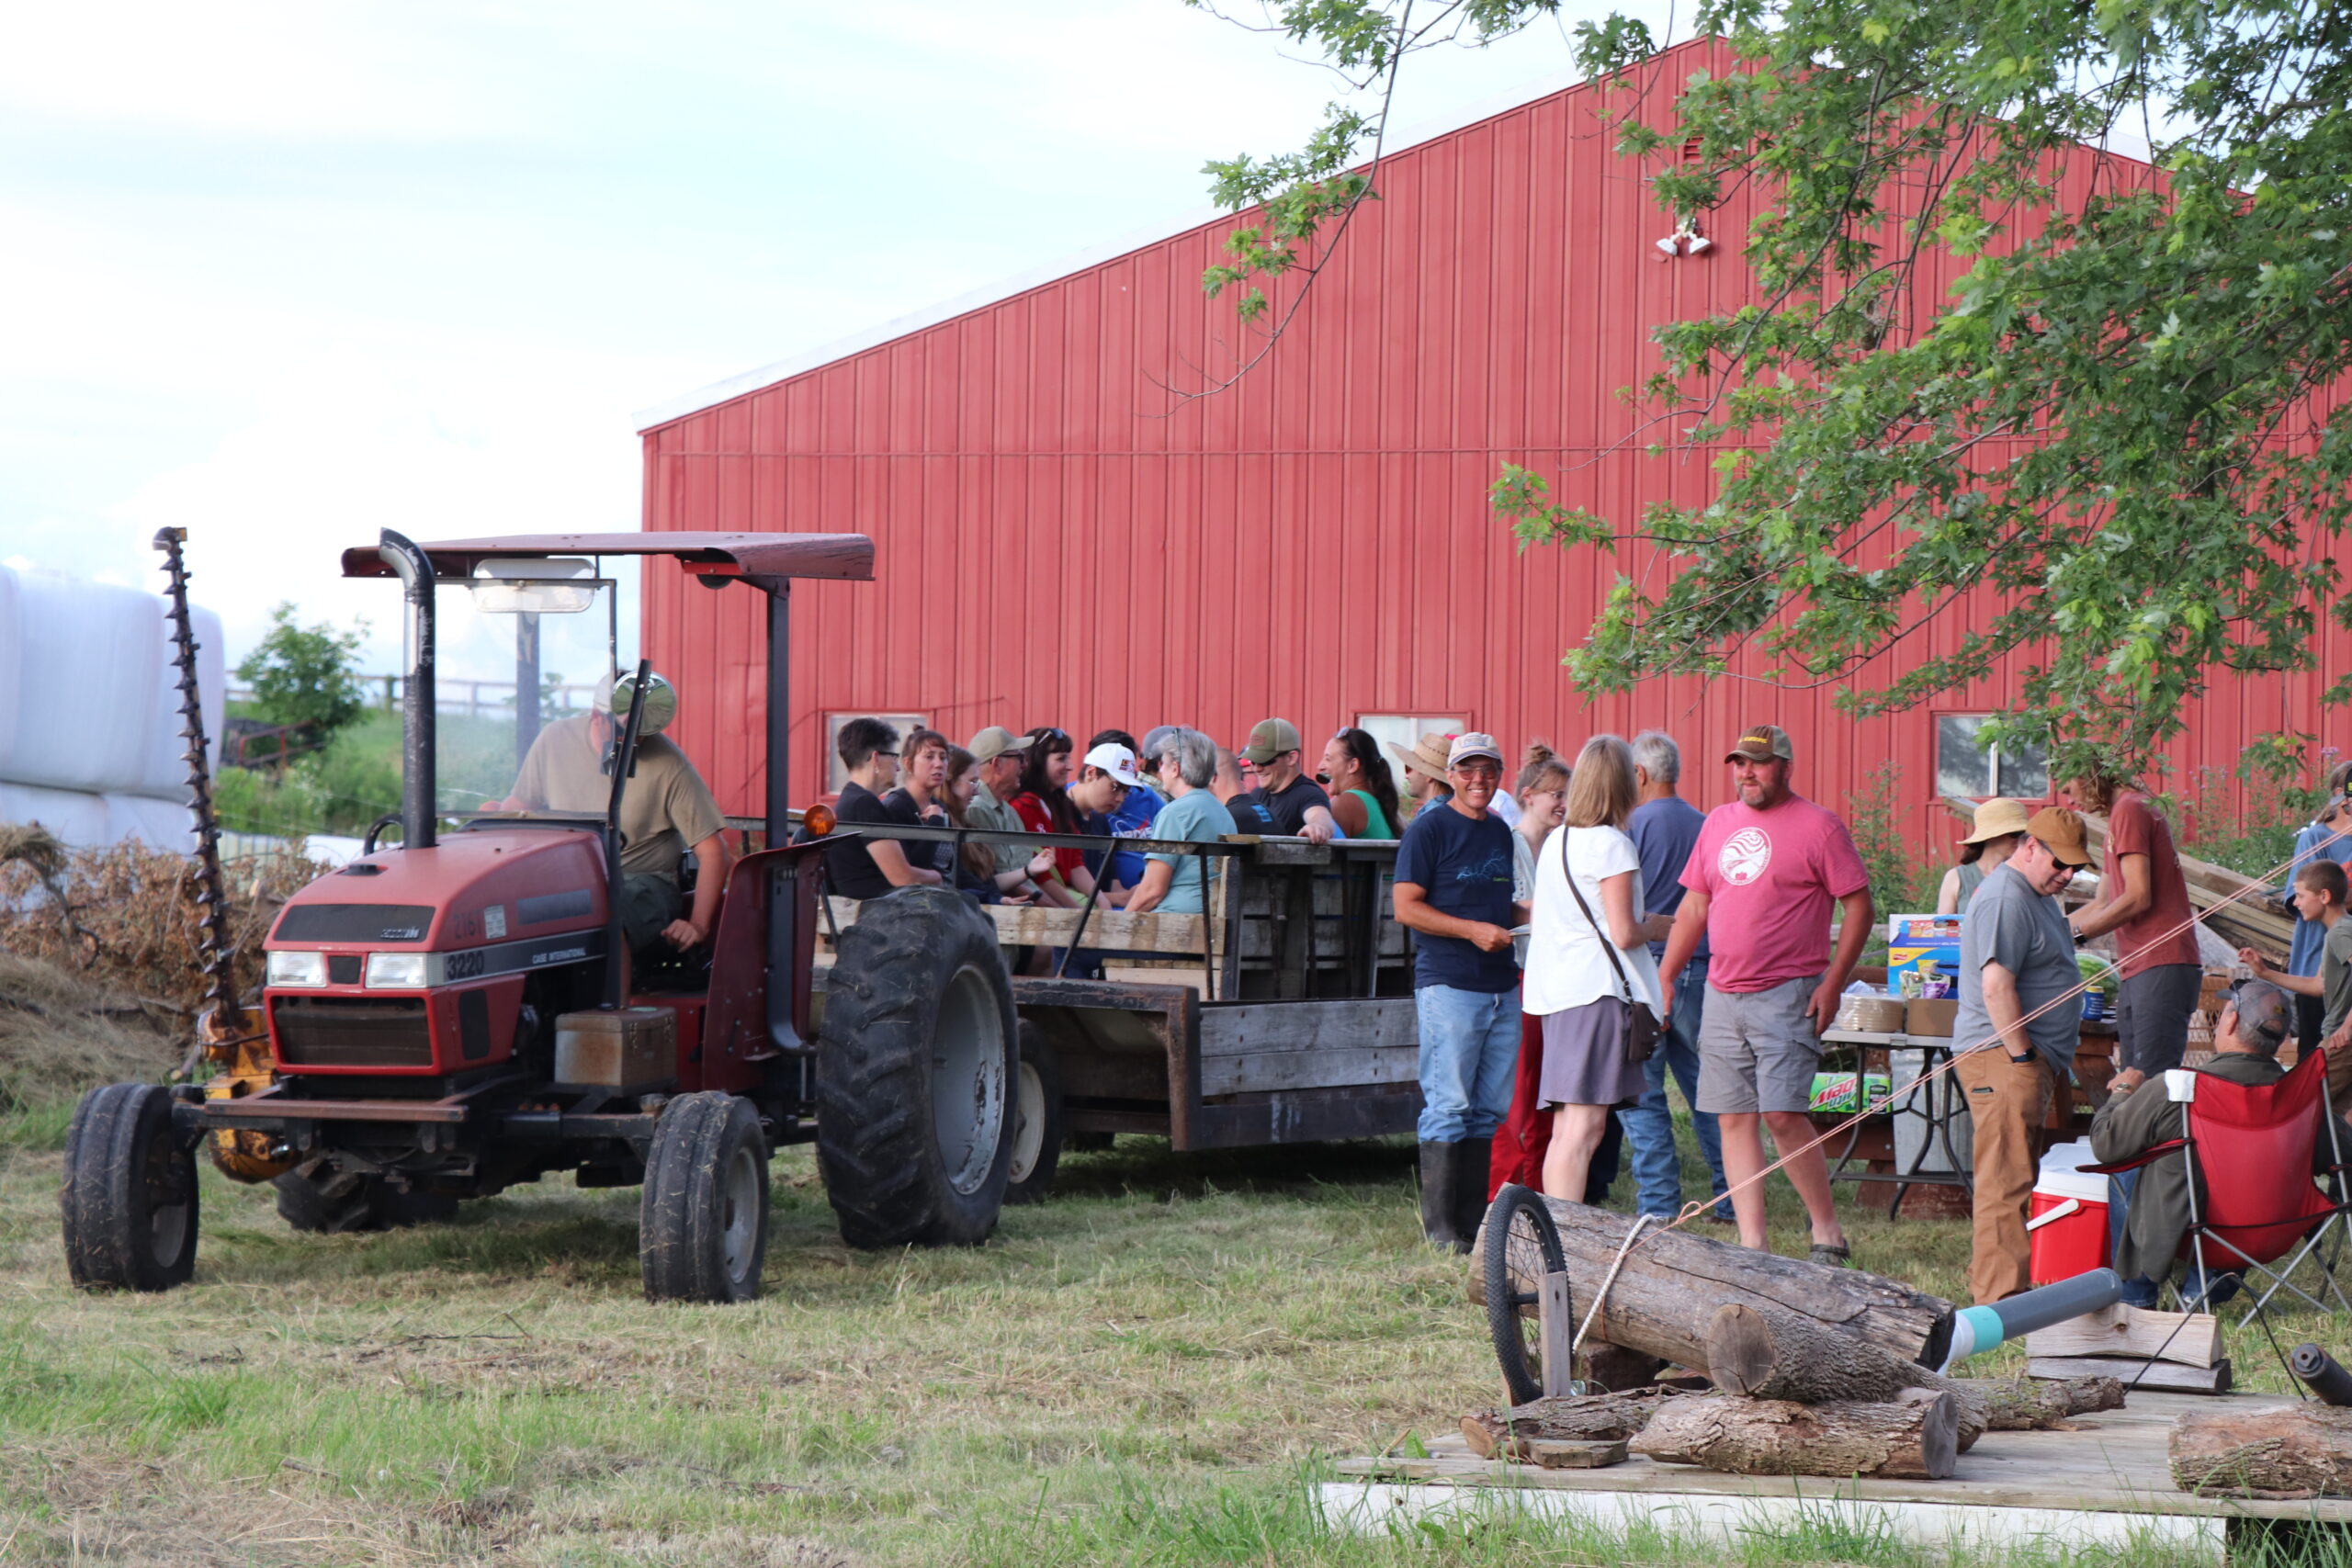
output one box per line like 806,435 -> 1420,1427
1326,1392 -> 2352,1558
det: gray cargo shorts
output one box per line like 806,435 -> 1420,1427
1695,976 -> 1823,1115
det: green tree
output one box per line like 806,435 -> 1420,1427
1193,0 -> 2352,778
235,604 -> 368,739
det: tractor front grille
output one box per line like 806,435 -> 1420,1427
273,997 -> 433,1068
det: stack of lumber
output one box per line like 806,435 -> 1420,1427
1939,796 -> 2294,961
1464,1195 -> 2124,1480
2023,1302 -> 2231,1393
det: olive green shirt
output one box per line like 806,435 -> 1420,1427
967,780 -> 1028,875
510,715 -> 724,881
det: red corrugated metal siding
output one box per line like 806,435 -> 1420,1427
642,37 -> 2346,860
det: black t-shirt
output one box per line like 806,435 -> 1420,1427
1395,803 -> 1520,993
881,788 -> 955,876
1236,775 -> 1332,837
827,782 -> 898,900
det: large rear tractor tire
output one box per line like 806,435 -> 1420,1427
62,1083 -> 198,1292
818,887 -> 1016,1248
640,1091 -> 770,1303
275,1167 -> 458,1235
1003,1021 -> 1064,1205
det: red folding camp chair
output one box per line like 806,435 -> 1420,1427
2086,1047 -> 2352,1324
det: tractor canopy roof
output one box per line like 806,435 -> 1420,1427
339,532 -> 874,583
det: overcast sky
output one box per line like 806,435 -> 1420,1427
0,1 -> 1669,680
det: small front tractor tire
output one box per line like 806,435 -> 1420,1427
818,887 -> 1017,1248
1003,1021 -> 1064,1205
640,1091 -> 770,1303
275,1168 -> 458,1234
62,1082 -> 199,1292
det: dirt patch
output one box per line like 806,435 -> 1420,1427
0,953 -> 181,1112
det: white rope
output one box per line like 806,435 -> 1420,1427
1572,1212 -> 1656,1354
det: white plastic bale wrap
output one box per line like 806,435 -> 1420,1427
0,563 -> 221,848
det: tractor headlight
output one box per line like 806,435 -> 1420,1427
365,953 -> 428,989
266,950 -> 329,987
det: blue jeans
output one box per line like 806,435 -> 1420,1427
1416,984 -> 1521,1143
1623,955 -> 1731,1219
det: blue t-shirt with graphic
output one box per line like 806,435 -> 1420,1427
1081,785 -> 1162,890
1395,803 -> 1521,993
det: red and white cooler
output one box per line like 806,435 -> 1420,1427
2026,1140 -> 2110,1284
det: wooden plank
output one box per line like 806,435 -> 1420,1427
1196,998 -> 1420,1057
2023,1305 -> 2221,1368
1201,1044 -> 1418,1097
2028,1356 -> 2233,1393
1539,1271 -> 1576,1399
827,896 -> 1207,956
1176,1084 -> 1419,1151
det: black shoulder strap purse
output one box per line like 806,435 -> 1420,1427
1557,826 -> 1662,1066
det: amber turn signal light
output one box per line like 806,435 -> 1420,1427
802,804 -> 836,838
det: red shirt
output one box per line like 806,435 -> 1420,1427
1012,791 -> 1085,882
2104,791 -> 2200,977
1680,794 -> 1871,993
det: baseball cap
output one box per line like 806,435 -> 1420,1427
1726,724 -> 1793,763
967,726 -> 1035,763
1082,742 -> 1146,788
1962,797 -> 2033,845
2026,807 -> 2092,869
1446,733 -> 1504,769
1240,718 -> 1303,765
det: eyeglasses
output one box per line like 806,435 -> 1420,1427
876,750 -> 899,760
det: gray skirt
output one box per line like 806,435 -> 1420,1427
1535,1000 -> 1649,1109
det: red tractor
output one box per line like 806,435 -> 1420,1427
61,530 -> 1019,1303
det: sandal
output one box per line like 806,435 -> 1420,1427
1808,1242 -> 1853,1269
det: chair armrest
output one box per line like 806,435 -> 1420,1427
2080,1139 -> 2188,1176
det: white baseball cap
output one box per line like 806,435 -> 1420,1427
1082,742 -> 1146,788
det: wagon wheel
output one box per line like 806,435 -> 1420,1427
1482,1183 -> 1568,1406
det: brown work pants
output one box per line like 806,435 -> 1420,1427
1954,1049 -> 2056,1305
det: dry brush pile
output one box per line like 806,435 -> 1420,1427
0,825 -> 319,1108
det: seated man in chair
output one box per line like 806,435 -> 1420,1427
2091,978 -> 2328,1307
505,671 -> 731,966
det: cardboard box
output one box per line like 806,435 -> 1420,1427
1809,1071 -> 1894,1114
1905,998 -> 1959,1037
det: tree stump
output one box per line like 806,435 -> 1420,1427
1460,1388 -> 1678,1458
2171,1405 -> 2352,1498
1633,1392 -> 1960,1480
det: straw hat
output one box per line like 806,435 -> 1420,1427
1962,796 -> 2033,845
1385,731 -> 1455,783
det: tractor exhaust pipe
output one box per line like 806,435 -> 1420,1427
378,529 -> 436,851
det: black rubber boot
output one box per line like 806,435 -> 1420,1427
1455,1136 -> 1496,1246
1418,1141 -> 1464,1252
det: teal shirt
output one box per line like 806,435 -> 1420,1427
1145,789 -> 1237,914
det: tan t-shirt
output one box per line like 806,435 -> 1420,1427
510,715 -> 725,880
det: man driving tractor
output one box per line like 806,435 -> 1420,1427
503,670 -> 731,959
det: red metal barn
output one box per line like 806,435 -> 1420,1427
638,37 -> 2346,859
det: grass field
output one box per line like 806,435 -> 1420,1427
2,1098 -> 2344,1566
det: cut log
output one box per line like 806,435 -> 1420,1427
1469,1196 -> 1955,1372
1526,1438 -> 1628,1470
2022,1304 -> 2221,1369
1459,1388 -> 1679,1458
2030,1355 -> 2233,1394
1704,1303 -> 1990,1449
1967,1374 -> 2126,1429
1633,1393 -> 1959,1480
2172,1405 -> 2352,1498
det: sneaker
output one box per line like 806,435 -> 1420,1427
2178,1269 -> 2243,1311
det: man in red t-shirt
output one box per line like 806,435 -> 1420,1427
2066,768 -> 2201,1075
1659,724 -> 1874,1263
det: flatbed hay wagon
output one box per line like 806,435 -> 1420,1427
811,819 -> 1425,1201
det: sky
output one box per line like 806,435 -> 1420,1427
0,1 -> 1672,682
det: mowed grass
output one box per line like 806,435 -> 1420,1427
1,1101 -> 2345,1567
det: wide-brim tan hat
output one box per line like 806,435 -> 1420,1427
1385,731 -> 1454,782
1962,796 -> 2033,844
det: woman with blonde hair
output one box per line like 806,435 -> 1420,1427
1520,734 -> 1660,1201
